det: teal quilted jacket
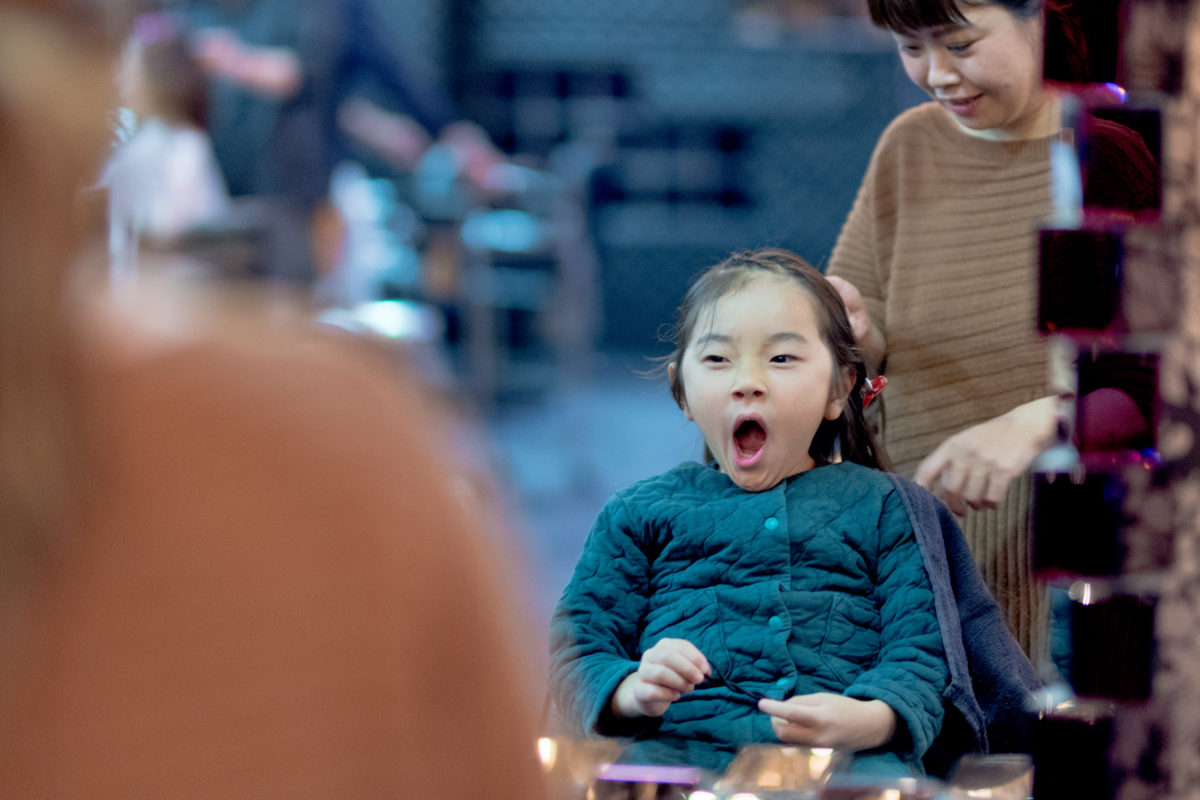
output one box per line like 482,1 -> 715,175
549,460 -> 948,773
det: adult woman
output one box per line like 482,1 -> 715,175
0,2 -> 546,797
825,0 -> 1157,664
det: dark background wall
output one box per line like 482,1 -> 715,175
370,0 -> 924,356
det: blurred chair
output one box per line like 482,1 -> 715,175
455,163 -> 572,403
406,65 -> 640,405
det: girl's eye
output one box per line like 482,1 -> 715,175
945,40 -> 975,54
770,354 -> 797,364
898,41 -> 923,55
702,354 -> 727,364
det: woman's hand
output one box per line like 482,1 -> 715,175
610,638 -> 710,719
914,396 -> 1058,515
826,276 -> 885,372
758,694 -> 897,751
826,276 -> 870,341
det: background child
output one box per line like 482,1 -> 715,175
102,13 -> 230,279
548,249 -> 949,777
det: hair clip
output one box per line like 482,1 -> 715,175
863,375 -> 887,409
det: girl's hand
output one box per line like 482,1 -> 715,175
610,638 -> 710,719
913,396 -> 1058,515
758,694 -> 897,751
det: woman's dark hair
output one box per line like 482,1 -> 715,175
867,0 -> 1089,84
866,0 -> 1040,33
129,14 -> 210,127
663,248 -> 891,472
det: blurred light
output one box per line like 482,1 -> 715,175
315,299 -> 444,343
536,736 -> 557,769
352,299 -> 443,341
461,209 -> 547,254
809,747 -> 834,778
1076,581 -> 1095,606
687,792 -> 718,800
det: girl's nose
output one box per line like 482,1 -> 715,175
731,367 -> 766,399
926,48 -> 960,90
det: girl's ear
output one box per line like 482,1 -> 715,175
667,362 -> 693,420
824,365 -> 855,421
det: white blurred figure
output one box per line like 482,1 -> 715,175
101,13 -> 229,286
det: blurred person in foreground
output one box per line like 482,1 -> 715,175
0,2 -> 547,798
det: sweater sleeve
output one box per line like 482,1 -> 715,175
548,494 -> 656,738
842,489 -> 949,760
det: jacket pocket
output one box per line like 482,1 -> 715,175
818,593 -> 880,687
642,587 -> 733,682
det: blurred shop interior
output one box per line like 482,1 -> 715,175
368,0 -> 926,639
114,0 -> 928,638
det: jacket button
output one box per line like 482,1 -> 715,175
775,677 -> 791,688
768,615 -> 784,629
764,517 -> 779,530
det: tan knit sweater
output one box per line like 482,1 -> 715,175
827,102 -> 1053,665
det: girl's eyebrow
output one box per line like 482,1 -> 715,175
770,332 -> 810,345
692,333 -> 731,348
693,331 -> 811,347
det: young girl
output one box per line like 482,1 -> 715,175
548,249 -> 951,777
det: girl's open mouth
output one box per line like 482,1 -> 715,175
733,419 -> 766,467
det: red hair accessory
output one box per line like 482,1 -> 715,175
863,376 -> 887,409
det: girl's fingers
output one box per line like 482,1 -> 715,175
645,639 -> 710,683
760,698 -> 801,719
637,682 -> 681,705
664,651 -> 709,685
664,639 -> 710,670
641,661 -> 701,694
630,681 -> 680,718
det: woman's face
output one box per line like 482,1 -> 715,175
893,3 -> 1051,138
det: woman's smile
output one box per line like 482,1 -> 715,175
937,93 -> 982,118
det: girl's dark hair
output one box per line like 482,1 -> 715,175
663,248 -> 891,472
867,0 -> 1089,84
